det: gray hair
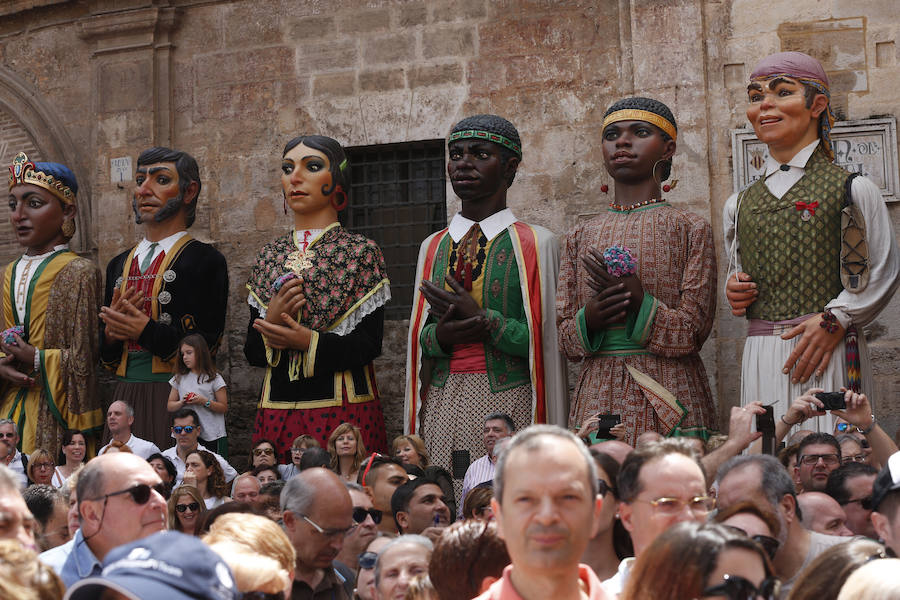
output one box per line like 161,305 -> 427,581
280,471 -> 316,514
75,459 -> 107,521
374,534 -> 433,584
0,419 -> 17,432
231,472 -> 261,497
483,412 -> 515,434
716,454 -> 800,519
494,425 -> 598,503
110,400 -> 135,419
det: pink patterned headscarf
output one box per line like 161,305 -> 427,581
750,51 -> 836,160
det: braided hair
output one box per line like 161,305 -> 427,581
603,97 -> 677,180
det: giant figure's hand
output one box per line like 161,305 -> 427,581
265,278 -> 307,325
420,277 -> 484,320
0,354 -> 33,387
781,314 -> 844,384
253,312 -> 312,351
583,283 -> 631,331
725,272 -> 758,316
583,248 -> 644,308
99,301 -> 151,342
434,305 -> 488,350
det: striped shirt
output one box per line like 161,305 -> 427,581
459,454 -> 496,518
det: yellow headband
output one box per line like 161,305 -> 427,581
602,109 -> 677,141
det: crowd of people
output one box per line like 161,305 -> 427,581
1,47 -> 900,598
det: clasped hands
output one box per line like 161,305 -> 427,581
100,286 -> 150,342
581,248 -> 643,331
252,277 -> 312,350
0,334 -> 37,387
420,276 -> 488,349
726,272 -> 845,384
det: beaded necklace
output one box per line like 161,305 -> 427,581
608,197 -> 666,212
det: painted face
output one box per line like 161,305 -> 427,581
447,139 -> 512,202
8,184 -> 70,255
149,458 -> 173,484
395,444 -> 419,467
184,453 -> 209,485
746,76 -> 823,155
175,493 -> 200,531
601,120 -> 673,185
493,437 -> 600,575
180,345 -> 196,371
281,143 -> 334,219
252,442 -> 276,467
63,434 -> 86,464
132,162 -> 183,224
398,483 -> 450,534
335,433 -> 357,457
375,542 -> 431,600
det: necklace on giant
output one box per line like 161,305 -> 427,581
609,197 -> 666,212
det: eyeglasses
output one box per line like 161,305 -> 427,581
175,502 -> 200,513
33,462 -> 54,470
842,454 -> 867,464
290,447 -> 305,454
721,526 -> 780,560
597,479 -> 610,498
88,482 -> 166,504
835,422 -> 863,434
633,495 -> 716,515
842,496 -> 873,511
172,425 -> 197,434
253,447 -> 275,456
0,432 -> 16,439
358,551 -> 378,570
240,592 -> 285,600
301,514 -> 353,538
798,453 -> 840,466
702,574 -> 780,600
352,507 -> 383,525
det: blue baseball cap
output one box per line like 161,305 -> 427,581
64,531 -> 238,600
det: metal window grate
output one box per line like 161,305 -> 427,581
344,140 -> 446,320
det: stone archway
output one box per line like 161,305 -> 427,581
0,66 -> 93,264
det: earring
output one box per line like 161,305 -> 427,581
601,184 -> 609,194
61,218 -> 76,238
652,159 -> 677,193
331,187 -> 348,211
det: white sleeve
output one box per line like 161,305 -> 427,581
825,176 -> 900,328
722,191 -> 743,294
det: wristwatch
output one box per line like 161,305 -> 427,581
860,414 -> 876,435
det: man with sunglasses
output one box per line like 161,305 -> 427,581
336,482 -> 381,571
161,408 -> 236,484
282,468 -> 355,600
59,452 -> 167,587
0,419 -> 27,489
826,461 -> 878,538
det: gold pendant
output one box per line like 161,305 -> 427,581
285,249 -> 315,273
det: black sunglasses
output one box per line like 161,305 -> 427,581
702,574 -> 780,600
358,551 -> 378,570
721,526 -> 780,560
353,507 -> 383,525
597,479 -> 610,498
175,502 -> 200,513
90,482 -> 166,504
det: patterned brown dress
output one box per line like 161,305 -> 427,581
556,202 -> 718,445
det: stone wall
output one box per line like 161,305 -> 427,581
0,0 -> 898,462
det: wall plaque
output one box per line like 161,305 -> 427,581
731,117 -> 900,202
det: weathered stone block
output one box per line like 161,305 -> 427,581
98,60 -> 153,112
297,38 -> 359,71
338,8 -> 390,34
359,68 -> 406,92
313,71 -> 357,97
422,25 -> 474,59
407,62 -> 462,87
195,82 -> 276,121
431,0 -> 487,22
288,15 -> 336,39
224,2 -> 285,46
195,47 -> 294,85
363,33 -> 415,65
397,3 -> 427,27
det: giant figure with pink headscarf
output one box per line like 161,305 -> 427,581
723,51 -> 900,432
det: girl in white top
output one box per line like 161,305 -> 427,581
167,334 -> 229,456
52,430 -> 86,488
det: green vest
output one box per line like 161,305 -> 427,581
424,230 -> 530,391
737,146 -> 848,321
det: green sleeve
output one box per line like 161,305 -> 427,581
420,322 -> 452,358
484,308 -> 530,358
624,293 -> 659,346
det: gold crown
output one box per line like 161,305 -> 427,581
8,152 -> 75,205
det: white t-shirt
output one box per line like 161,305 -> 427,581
168,372 -> 227,440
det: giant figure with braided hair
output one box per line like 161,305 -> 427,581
245,135 -> 389,456
557,98 -> 718,445
723,52 -> 899,432
405,115 -> 567,491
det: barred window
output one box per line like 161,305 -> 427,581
343,140 -> 447,320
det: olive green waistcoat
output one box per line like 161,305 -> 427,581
426,229 -> 529,391
737,146 -> 848,321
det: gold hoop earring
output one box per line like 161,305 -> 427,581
652,159 -> 678,193
61,218 -> 76,238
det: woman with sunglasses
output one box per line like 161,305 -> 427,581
583,450 -> 633,581
622,521 -> 779,600
248,438 -> 278,472
184,449 -> 230,509
354,535 -> 392,600
167,484 -> 206,536
714,500 -> 782,561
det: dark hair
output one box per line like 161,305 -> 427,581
357,454 -> 405,486
251,463 -> 281,481
603,96 -> 676,180
786,538 -> 885,600
137,147 -> 202,228
391,475 -> 442,523
195,501 -> 261,536
618,439 -> 704,503
22,485 -> 63,529
826,462 -> 878,505
717,454 -> 802,522
57,430 -> 87,465
172,407 -> 200,427
483,412 -> 515,434
174,333 -> 217,381
259,481 -> 285,498
591,449 -> 634,560
449,114 -> 522,186
462,486 -> 493,520
797,432 -> 841,460
282,135 -> 350,202
778,443 -> 801,469
430,520 -> 510,600
188,449 -> 229,498
147,453 -> 177,481
248,438 -> 278,471
621,522 -> 774,600
713,500 -> 781,539
299,447 -> 331,471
